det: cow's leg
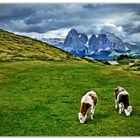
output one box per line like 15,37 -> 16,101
115,99 -> 118,109
119,103 -> 123,114
90,106 -> 94,120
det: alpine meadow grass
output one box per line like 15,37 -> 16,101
0,60 -> 140,136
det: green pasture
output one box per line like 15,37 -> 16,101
0,60 -> 140,136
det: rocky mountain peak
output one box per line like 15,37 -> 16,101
46,28 -> 140,60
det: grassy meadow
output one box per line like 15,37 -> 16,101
0,29 -> 79,62
0,60 -> 140,136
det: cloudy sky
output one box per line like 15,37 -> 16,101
0,3 -> 140,45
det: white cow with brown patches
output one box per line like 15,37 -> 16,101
114,86 -> 132,116
78,90 -> 98,124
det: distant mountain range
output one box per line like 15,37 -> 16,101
2,28 -> 139,62
44,29 -> 140,60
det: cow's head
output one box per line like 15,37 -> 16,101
78,112 -> 87,124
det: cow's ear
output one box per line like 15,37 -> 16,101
115,87 -> 119,92
94,95 -> 98,106
90,95 -> 94,100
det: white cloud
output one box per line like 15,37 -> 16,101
127,33 -> 140,44
14,31 -> 39,39
64,4 -> 85,14
14,23 -> 126,41
11,19 -> 27,30
98,23 -> 126,39
44,28 -> 71,38
101,23 -> 124,33
14,28 -> 71,39
73,26 -> 88,34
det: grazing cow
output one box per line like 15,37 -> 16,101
78,90 -> 98,124
114,86 -> 132,116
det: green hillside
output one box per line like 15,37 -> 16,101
0,29 -> 80,62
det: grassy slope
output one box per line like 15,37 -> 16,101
0,60 -> 140,136
0,29 -> 80,61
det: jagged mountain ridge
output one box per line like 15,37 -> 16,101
63,29 -> 88,57
45,29 -> 140,60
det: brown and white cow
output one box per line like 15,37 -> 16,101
78,90 -> 98,124
114,86 -> 132,116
